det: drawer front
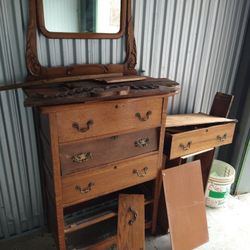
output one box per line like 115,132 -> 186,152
169,123 -> 236,159
62,154 -> 159,206
60,128 -> 159,175
56,98 -> 162,143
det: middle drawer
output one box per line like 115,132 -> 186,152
60,128 -> 159,175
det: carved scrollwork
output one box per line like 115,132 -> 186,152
125,16 -> 137,73
26,0 -> 42,77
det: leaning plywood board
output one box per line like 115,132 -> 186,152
117,194 -> 145,250
162,160 -> 208,250
166,112 -> 236,128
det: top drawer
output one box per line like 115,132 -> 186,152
165,122 -> 236,159
56,98 -> 163,143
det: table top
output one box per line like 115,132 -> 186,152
166,113 -> 236,128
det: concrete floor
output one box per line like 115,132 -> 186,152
0,194 -> 250,250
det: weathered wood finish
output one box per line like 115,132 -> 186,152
48,114 -> 66,250
37,93 -> 174,249
166,122 -> 236,159
117,194 -> 145,250
60,128 -> 159,175
56,97 -> 162,143
62,154 -> 159,207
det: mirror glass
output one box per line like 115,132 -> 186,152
42,0 -> 122,34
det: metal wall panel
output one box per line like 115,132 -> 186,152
0,0 -> 249,239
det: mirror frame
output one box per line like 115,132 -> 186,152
37,0 -> 126,39
26,0 -> 137,81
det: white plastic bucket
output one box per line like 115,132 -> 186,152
205,160 -> 235,208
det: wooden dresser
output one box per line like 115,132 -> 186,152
37,93 -> 175,249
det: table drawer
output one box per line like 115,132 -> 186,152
56,98 -> 162,143
165,122 -> 236,159
62,154 -> 159,206
60,128 -> 159,175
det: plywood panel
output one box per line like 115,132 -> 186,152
162,160 -> 208,250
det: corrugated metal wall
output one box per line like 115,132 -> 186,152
0,0 -> 249,239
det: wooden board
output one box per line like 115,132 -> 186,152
95,75 -> 147,84
162,161 -> 208,250
117,194 -> 145,250
166,112 -> 236,128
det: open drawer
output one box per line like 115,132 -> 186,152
164,122 -> 236,160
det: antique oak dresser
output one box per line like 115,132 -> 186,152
19,0 -> 180,249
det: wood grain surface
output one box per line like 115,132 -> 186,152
60,128 -> 159,175
162,161 -> 208,250
117,194 -> 145,250
62,154 -> 158,207
56,97 -> 163,143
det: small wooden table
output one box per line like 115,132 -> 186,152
156,112 -> 237,233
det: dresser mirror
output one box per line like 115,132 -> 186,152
37,0 -> 126,39
26,0 -> 136,80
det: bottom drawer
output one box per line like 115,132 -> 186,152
62,154 -> 158,207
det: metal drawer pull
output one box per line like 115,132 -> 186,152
134,137 -> 149,147
133,167 -> 148,177
72,152 -> 92,163
72,119 -> 93,133
217,133 -> 227,142
128,207 -> 138,225
75,182 -> 95,194
179,141 -> 192,151
135,111 -> 152,121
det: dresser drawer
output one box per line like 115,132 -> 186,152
60,128 -> 159,175
56,98 -> 162,143
62,154 -> 159,206
165,122 -> 236,159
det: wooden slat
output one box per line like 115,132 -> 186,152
95,75 -> 147,84
162,161 -> 208,250
64,211 -> 117,234
117,194 -> 145,250
166,112 -> 236,128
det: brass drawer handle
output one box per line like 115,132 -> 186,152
72,120 -> 93,133
72,152 -> 92,163
135,111 -> 152,121
134,137 -> 149,148
133,167 -> 148,177
217,133 -> 227,142
75,182 -> 95,194
179,141 -> 192,151
128,207 -> 138,225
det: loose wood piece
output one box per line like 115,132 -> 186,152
162,161 -> 208,250
0,73 -> 124,92
117,194 -> 145,250
166,113 -> 236,128
95,75 -> 147,84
